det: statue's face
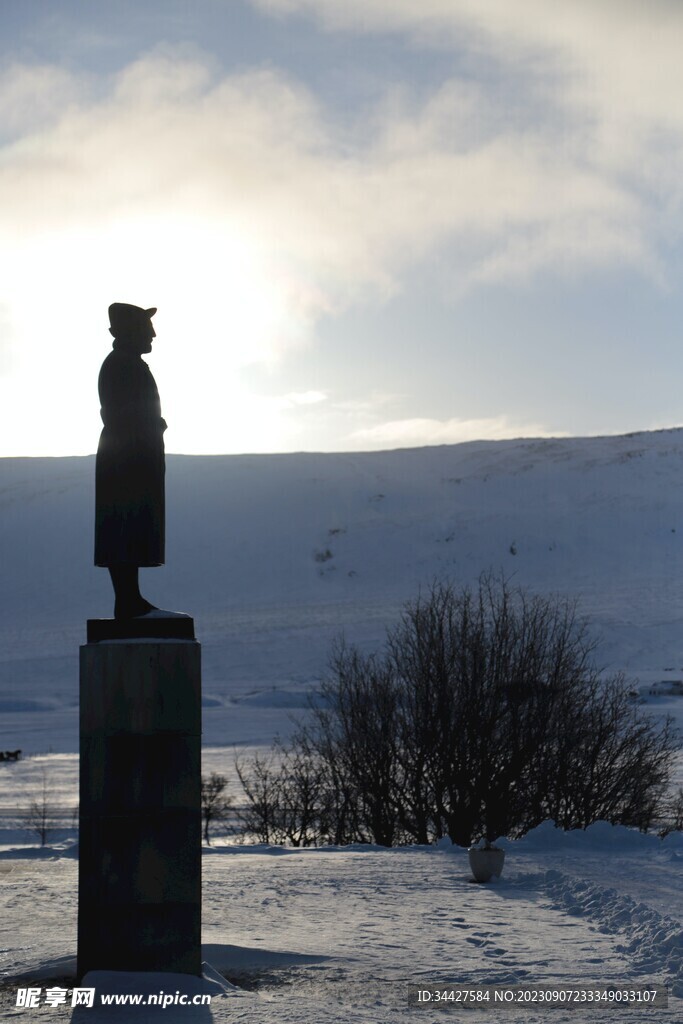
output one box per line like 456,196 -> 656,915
113,319 -> 156,353
139,319 -> 156,354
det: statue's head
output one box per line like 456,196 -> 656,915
108,303 -> 157,353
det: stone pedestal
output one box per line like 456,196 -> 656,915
78,625 -> 201,979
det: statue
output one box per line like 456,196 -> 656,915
95,303 -> 166,619
83,305 -> 199,978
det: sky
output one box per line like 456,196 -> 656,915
2,0 -> 683,456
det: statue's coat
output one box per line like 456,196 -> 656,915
94,343 -> 166,566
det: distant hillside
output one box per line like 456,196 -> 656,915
2,429 -> 683,750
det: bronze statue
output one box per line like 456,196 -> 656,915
95,303 -> 166,619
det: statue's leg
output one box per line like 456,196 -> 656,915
108,566 -> 158,619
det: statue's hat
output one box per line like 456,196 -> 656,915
108,302 -> 157,334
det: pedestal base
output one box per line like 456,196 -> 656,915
78,637 -> 201,979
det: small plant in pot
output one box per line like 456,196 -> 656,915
468,836 -> 505,883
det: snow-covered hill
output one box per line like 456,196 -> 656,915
2,428 -> 683,752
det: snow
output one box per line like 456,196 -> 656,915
1,429 -> 683,1020
1,822 -> 682,1021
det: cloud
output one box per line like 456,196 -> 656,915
0,63 -> 82,140
0,41 -> 666,359
283,390 -> 328,405
253,0 -> 683,227
347,415 -> 564,449
1,12 -> 681,452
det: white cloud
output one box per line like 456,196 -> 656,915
253,0 -> 683,200
348,415 -> 564,449
283,390 -> 328,405
0,63 -> 82,139
1,10 -> 681,452
0,43 -> 665,364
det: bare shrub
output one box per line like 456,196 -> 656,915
235,575 -> 679,847
235,743 -> 330,847
21,768 -> 59,847
657,786 -> 683,838
201,772 -> 233,846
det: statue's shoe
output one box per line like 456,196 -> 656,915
136,608 -> 192,619
114,597 -> 156,620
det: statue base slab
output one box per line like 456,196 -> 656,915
87,614 -> 195,642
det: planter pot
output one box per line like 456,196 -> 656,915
468,846 -> 505,882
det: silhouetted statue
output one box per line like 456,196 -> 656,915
95,303 -> 166,619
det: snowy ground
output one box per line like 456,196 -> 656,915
0,753 -> 682,1022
